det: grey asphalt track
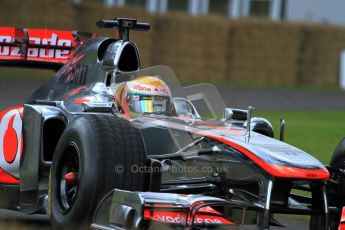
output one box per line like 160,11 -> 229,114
1,77 -> 345,111
0,77 -> 343,229
218,86 -> 345,110
0,209 -> 50,230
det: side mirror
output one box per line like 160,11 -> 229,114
223,108 -> 247,121
223,108 -> 234,120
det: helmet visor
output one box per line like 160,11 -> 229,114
129,95 -> 168,114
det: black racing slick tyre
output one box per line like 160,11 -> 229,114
49,115 -> 147,230
330,138 -> 345,169
328,138 -> 345,230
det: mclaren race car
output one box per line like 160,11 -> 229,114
0,18 -> 344,230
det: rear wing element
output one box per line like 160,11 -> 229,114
0,27 -> 95,69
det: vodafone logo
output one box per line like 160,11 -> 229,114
156,215 -> 224,224
128,82 -> 169,96
131,83 -> 152,92
0,109 -> 23,179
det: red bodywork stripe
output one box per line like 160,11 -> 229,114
210,135 -> 329,180
0,106 -> 23,119
199,206 -> 223,215
131,117 -> 330,180
0,167 -> 19,184
339,207 -> 345,230
74,98 -> 90,105
340,206 -> 345,222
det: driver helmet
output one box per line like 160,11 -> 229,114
114,76 -> 174,117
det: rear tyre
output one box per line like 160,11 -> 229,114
49,115 -> 146,230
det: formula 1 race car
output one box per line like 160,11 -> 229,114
0,18 -> 344,230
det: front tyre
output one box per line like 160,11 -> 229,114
328,138 -> 345,230
49,115 -> 146,230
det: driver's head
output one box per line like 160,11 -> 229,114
114,76 -> 174,117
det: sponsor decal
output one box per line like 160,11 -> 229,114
0,108 -> 23,181
154,86 -> 168,94
0,27 -> 74,63
155,213 -> 186,224
144,209 -> 233,225
129,83 -> 169,95
27,29 -> 73,60
130,83 -> 152,92
0,27 -> 23,60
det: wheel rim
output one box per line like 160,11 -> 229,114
56,142 -> 80,214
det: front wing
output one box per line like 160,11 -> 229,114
90,189 -> 259,229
